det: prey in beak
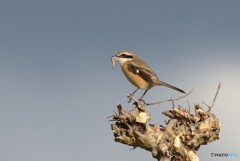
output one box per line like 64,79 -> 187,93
111,55 -> 117,68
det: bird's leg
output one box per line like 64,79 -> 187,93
138,90 -> 148,103
127,88 -> 139,103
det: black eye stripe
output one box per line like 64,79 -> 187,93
120,54 -> 133,58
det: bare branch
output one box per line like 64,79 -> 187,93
147,89 -> 193,106
187,100 -> 191,113
202,83 -> 221,112
208,83 -> 221,112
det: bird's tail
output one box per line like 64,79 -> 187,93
157,81 -> 185,94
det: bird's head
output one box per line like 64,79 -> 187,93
111,50 -> 138,68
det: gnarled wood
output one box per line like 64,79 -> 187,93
110,84 -> 221,161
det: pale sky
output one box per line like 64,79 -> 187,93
0,1 -> 240,161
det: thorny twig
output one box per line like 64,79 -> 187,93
147,89 -> 193,106
187,100 -> 191,113
202,83 -> 221,112
126,90 -> 193,109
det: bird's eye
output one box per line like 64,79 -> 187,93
120,53 -> 133,59
120,54 -> 127,57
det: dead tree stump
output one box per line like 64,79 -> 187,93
110,85 -> 221,161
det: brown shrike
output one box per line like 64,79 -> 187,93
111,50 -> 185,101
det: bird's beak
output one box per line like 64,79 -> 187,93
111,55 -> 118,68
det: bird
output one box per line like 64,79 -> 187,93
111,50 -> 185,102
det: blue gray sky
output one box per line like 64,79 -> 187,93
0,1 -> 240,161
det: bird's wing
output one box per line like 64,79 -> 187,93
127,61 -> 159,83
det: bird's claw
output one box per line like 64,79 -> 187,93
138,98 -> 146,104
127,94 -> 146,105
127,94 -> 133,103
